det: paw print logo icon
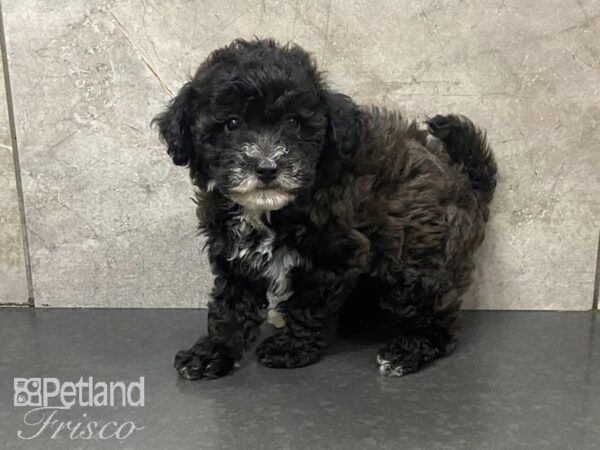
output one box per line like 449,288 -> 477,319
13,378 -> 42,407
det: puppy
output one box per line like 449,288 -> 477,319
154,38 -> 497,379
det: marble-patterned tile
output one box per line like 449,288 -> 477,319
0,55 -> 28,304
107,0 -> 331,87
2,1 -> 203,306
3,0 -> 599,308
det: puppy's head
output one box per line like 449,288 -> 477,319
153,38 -> 360,211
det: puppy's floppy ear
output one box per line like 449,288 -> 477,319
322,90 -> 361,158
152,82 -> 198,166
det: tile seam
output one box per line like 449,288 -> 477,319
593,230 -> 600,311
0,0 -> 34,306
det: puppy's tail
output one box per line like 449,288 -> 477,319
427,114 -> 498,205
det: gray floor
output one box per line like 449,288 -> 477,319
0,309 -> 599,450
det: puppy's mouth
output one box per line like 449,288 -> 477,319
227,177 -> 294,210
229,188 -> 295,211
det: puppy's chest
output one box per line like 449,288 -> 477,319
227,212 -> 308,306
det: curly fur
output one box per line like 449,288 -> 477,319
153,38 -> 497,379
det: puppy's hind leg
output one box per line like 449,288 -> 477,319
376,282 -> 460,377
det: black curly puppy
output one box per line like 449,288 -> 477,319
153,38 -> 497,379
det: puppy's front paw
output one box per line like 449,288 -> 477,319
174,339 -> 235,380
255,333 -> 322,369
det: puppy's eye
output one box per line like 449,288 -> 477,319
285,116 -> 299,127
225,117 -> 242,131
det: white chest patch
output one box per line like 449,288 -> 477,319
227,209 -> 308,327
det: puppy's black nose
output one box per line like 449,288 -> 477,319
256,158 -> 278,182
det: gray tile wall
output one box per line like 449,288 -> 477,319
1,0 -> 598,308
0,49 -> 29,304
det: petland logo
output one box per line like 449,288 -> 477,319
13,377 -> 145,440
